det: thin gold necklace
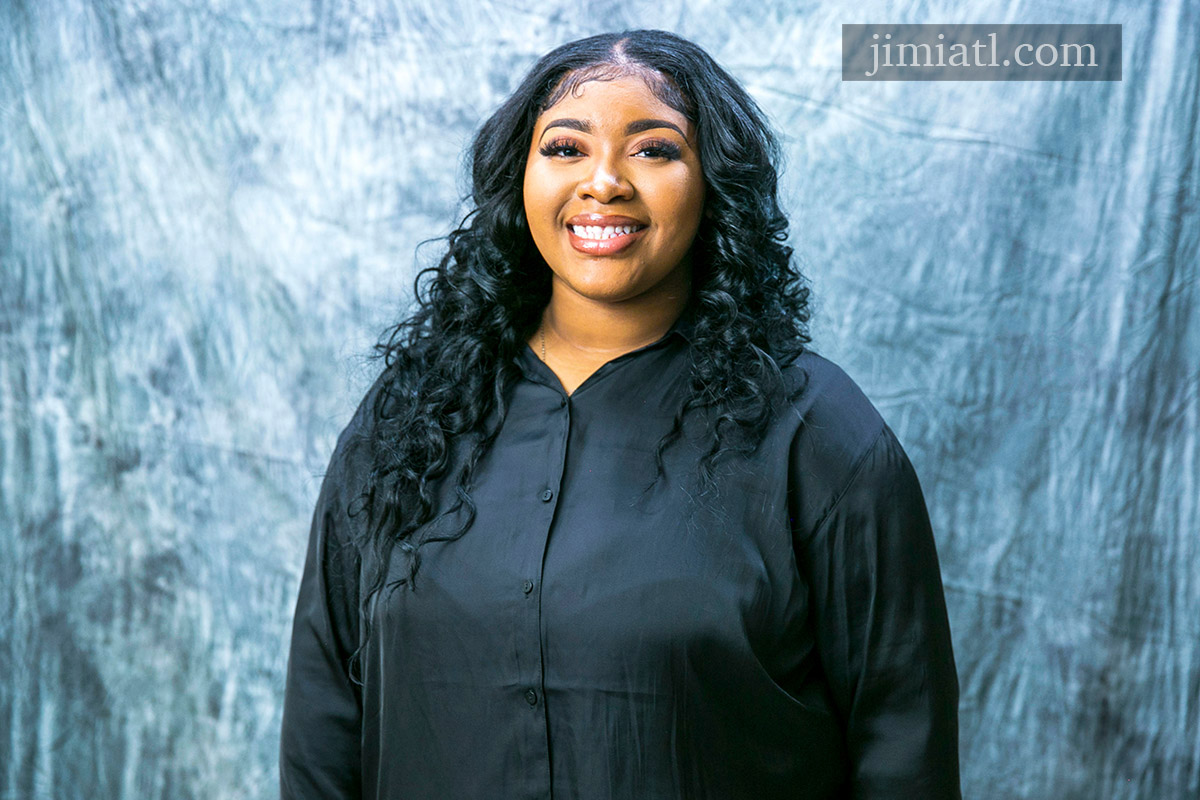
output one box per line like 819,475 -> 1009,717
540,322 -> 547,362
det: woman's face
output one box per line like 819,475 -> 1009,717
523,74 -> 705,307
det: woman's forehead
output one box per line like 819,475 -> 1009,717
540,76 -> 668,113
539,65 -> 691,119
530,77 -> 695,143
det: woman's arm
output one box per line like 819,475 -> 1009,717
280,422 -> 367,799
796,424 -> 962,799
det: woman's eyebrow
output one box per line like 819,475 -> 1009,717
541,117 -> 687,138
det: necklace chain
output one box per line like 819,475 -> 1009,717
540,323 -> 546,362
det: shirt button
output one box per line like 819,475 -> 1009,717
540,488 -> 554,502
525,688 -> 538,706
522,579 -> 534,594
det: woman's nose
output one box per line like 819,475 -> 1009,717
576,154 -> 633,203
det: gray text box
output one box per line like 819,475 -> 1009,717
842,24 -> 1122,81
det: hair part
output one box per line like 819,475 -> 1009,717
539,42 -> 695,120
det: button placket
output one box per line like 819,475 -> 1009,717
514,387 -> 568,793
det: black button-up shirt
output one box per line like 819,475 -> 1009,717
280,308 -> 961,799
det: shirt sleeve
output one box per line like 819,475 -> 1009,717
279,427 -> 366,799
795,424 -> 962,799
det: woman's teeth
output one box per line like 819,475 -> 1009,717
570,224 -> 642,240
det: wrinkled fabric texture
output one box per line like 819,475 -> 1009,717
280,307 -> 961,799
2,1 -> 1198,799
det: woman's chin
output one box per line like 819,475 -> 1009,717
552,274 -> 645,304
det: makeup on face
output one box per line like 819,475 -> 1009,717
522,75 -> 705,306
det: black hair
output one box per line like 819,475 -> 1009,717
350,29 -> 811,681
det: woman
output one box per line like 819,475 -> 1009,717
280,29 -> 961,800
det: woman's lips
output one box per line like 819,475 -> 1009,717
566,225 -> 647,255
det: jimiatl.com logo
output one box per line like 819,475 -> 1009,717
842,24 -> 1122,81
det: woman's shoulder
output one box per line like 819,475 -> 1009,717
778,347 -> 888,446
777,348 -> 902,530
322,365 -> 397,486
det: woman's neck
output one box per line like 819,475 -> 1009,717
538,279 -> 691,359
528,274 -> 691,396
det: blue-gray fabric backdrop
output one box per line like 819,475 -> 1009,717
1,1 -> 1196,798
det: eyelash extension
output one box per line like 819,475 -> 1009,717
634,139 -> 682,160
538,137 -> 582,157
537,137 -> 684,160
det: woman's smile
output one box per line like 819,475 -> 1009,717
565,213 -> 649,254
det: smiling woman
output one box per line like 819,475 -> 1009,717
279,29 -> 962,800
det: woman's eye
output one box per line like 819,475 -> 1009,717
635,140 -> 683,160
538,139 -> 584,158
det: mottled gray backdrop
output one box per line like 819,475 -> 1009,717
1,0 -> 1196,798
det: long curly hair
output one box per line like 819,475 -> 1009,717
350,29 -> 812,679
